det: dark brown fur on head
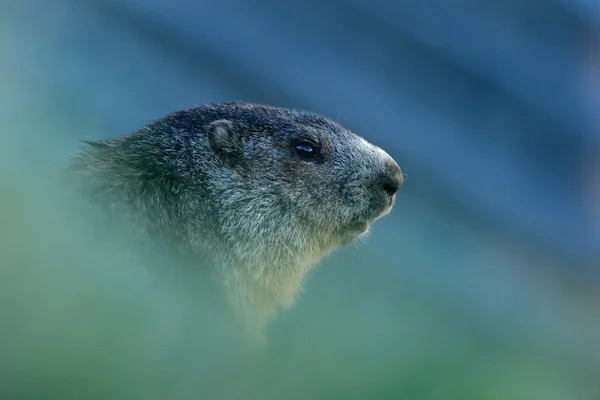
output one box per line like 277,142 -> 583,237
65,101 -> 403,334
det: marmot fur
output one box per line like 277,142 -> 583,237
64,101 -> 403,333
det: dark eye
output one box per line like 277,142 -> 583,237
294,142 -> 319,159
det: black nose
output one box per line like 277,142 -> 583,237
382,174 -> 402,196
381,163 -> 403,196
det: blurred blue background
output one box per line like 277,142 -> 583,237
1,0 -> 600,398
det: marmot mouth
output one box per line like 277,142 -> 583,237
336,221 -> 370,246
348,221 -> 369,234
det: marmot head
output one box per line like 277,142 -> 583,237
68,102 -> 403,331
202,103 -> 402,247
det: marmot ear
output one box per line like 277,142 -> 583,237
206,119 -> 240,158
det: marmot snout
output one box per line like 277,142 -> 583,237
65,102 -> 403,333
347,145 -> 403,227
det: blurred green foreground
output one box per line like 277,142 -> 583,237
0,135 -> 599,400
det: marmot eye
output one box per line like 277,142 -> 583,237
294,142 -> 319,159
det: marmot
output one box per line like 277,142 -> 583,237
64,101 -> 403,334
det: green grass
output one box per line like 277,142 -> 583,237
1,153 -> 598,399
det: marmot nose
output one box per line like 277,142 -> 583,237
382,174 -> 402,196
380,161 -> 403,196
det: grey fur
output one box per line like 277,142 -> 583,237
64,101 -> 403,334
